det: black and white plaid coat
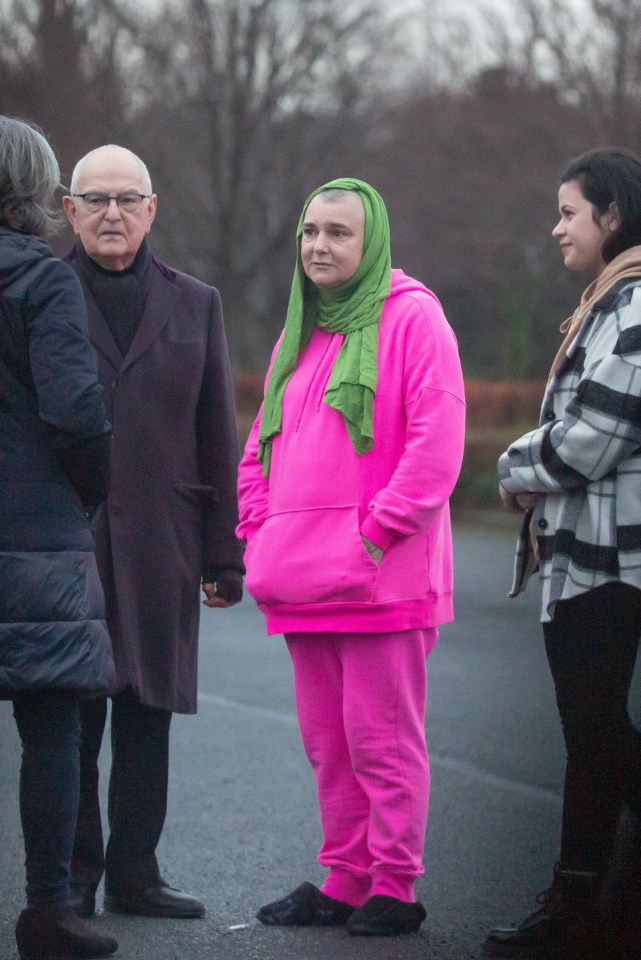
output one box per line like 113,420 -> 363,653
498,277 -> 641,622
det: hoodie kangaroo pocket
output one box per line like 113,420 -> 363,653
245,504 -> 379,606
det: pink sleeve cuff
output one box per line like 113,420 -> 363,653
361,514 -> 398,552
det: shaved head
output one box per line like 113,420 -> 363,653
70,145 -> 152,195
316,188 -> 364,223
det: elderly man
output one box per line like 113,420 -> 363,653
62,145 -> 244,919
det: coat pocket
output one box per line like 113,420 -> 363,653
245,504 -> 379,606
173,481 -> 219,504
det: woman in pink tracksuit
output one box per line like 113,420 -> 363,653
237,178 -> 465,937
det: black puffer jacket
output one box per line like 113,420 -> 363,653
0,227 -> 114,694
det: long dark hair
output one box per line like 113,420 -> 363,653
561,147 -> 641,263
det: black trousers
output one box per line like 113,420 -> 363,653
71,686 -> 172,895
13,691 -> 80,907
543,582 -> 641,875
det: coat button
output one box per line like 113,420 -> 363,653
545,411 -> 555,420
538,518 -> 548,529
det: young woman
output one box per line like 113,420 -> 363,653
237,178 -> 465,937
487,148 -> 641,959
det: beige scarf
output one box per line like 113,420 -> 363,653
548,245 -> 641,380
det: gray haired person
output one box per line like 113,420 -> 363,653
0,116 -> 117,960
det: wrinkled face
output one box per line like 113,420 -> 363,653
300,193 -> 365,288
552,179 -> 618,278
63,147 -> 157,271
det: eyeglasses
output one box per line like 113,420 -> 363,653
71,192 -> 151,213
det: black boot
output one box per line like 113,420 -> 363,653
618,875 -> 641,960
15,906 -> 118,960
603,886 -> 641,960
483,870 -> 562,958
603,814 -> 641,960
483,866 -> 604,959
555,869 -> 605,960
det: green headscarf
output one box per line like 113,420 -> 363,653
258,177 -> 391,475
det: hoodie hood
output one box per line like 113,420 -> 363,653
0,227 -> 52,295
388,268 -> 442,309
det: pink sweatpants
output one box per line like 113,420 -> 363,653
285,627 -> 438,906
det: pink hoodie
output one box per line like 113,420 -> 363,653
237,269 -> 465,635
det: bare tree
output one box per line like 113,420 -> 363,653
130,0 -> 399,363
361,63 -> 589,379
0,0 -> 404,366
481,0 -> 641,147
408,0 -> 496,94
0,0 -> 136,179
0,0 -> 620,379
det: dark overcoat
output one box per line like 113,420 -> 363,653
0,229 -> 113,695
67,249 -> 243,713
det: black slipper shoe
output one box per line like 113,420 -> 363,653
256,882 -> 354,926
346,894 -> 426,936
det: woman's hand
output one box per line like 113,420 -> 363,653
499,484 -> 538,514
361,535 -> 384,564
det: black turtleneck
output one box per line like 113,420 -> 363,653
74,238 -> 153,358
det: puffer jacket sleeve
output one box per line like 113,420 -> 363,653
28,258 -> 111,508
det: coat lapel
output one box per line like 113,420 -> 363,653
75,274 -> 123,373
119,269 -> 181,375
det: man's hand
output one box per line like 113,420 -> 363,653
202,569 -> 243,608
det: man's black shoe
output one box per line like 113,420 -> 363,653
256,882 -> 354,926
104,883 -> 205,918
346,894 -> 426,936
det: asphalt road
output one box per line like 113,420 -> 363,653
0,516 -> 638,960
